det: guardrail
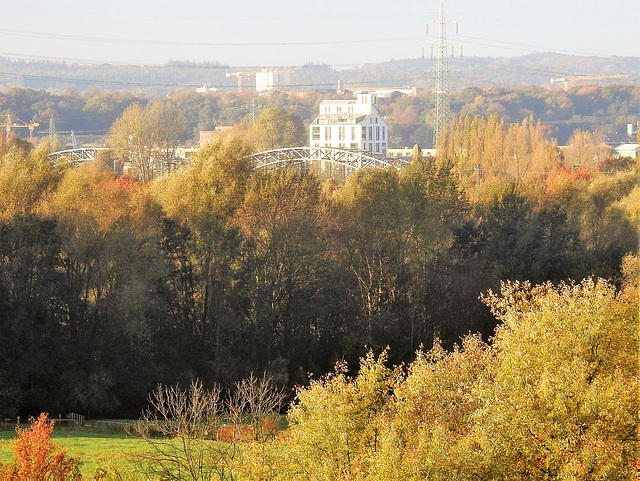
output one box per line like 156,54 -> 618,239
0,413 -> 85,429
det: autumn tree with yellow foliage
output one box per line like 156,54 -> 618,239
437,113 -> 562,186
238,257 -> 639,480
0,143 -> 60,219
109,100 -> 190,182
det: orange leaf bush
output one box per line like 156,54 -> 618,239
0,413 -> 81,480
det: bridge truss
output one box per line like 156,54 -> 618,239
248,147 -> 406,179
48,147 -> 407,179
48,148 -> 109,166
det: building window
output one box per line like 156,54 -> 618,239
339,143 -> 345,148
336,107 -> 342,114
314,143 -> 319,147
312,127 -> 320,141
324,106 -> 330,114
325,127 -> 331,141
362,126 -> 367,141
369,126 -> 373,140
348,106 -> 353,114
376,126 -> 380,141
382,126 -> 386,141
350,143 -> 358,148
375,117 -> 378,123
339,126 -> 345,141
351,126 -> 356,139
369,143 -> 373,151
375,143 -> 380,152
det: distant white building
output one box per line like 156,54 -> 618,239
388,147 -> 436,158
613,143 -> 639,159
309,93 -> 388,153
255,69 -> 294,92
196,84 -> 216,92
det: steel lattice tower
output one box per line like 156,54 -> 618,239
48,117 -> 56,151
427,4 -> 458,148
249,98 -> 257,124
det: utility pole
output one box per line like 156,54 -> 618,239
48,117 -> 56,151
249,98 -> 256,125
426,4 -> 459,149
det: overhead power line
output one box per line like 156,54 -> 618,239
456,34 -> 610,57
0,28 -> 422,47
0,68 -> 437,89
0,70 -> 206,88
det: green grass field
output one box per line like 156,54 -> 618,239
0,427 -> 149,477
0,418 -> 274,478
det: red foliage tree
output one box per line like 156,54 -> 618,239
111,174 -> 140,193
0,413 -> 81,480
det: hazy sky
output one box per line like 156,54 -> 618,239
2,0 -> 638,67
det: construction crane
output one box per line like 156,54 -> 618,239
0,114 -> 39,138
550,74 -> 628,90
225,71 -> 259,93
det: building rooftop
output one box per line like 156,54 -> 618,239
311,115 -> 367,125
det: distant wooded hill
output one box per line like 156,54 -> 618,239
0,53 -> 637,94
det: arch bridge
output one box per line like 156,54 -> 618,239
48,147 -> 109,166
47,147 -> 407,179
248,147 -> 406,179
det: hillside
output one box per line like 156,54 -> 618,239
0,53 -> 637,94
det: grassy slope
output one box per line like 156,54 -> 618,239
0,428 -> 148,477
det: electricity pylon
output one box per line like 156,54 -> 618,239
426,4 -> 460,148
48,117 -> 56,151
249,98 -> 257,124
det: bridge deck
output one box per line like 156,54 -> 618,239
48,146 -> 407,178
249,147 -> 406,178
48,147 -> 109,165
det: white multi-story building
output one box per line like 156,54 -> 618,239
255,69 -> 294,92
309,93 -> 388,153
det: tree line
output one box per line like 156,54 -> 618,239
0,82 -> 637,150
2,53 -> 638,96
3,269 -> 636,479
238,268 -> 638,480
0,123 -> 637,418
